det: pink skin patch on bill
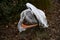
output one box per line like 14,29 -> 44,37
21,24 -> 38,28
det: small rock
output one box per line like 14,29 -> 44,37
16,35 -> 18,37
6,25 -> 8,28
58,10 -> 60,12
59,16 -> 60,18
14,22 -> 17,24
50,38 -> 55,40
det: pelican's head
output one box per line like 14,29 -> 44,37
26,3 -> 32,9
26,3 -> 37,10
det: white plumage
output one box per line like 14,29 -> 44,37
18,3 -> 49,32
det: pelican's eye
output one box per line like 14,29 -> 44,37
28,7 -> 32,10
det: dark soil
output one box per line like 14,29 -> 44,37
0,2 -> 60,40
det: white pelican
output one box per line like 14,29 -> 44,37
17,3 -> 49,32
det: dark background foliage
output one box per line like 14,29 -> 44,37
0,0 -> 51,24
